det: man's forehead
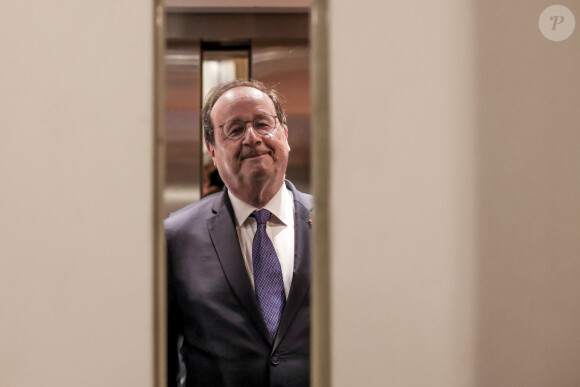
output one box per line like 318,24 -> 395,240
217,86 -> 269,104
212,86 -> 275,119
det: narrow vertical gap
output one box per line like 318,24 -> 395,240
153,1 -> 167,387
199,45 -> 205,200
248,41 -> 253,79
311,0 -> 331,386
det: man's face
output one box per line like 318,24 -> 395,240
206,86 -> 290,195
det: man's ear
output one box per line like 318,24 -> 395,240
205,141 -> 217,166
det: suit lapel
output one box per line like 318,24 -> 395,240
206,192 -> 272,344
273,184 -> 312,351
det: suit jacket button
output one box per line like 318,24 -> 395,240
271,354 -> 280,365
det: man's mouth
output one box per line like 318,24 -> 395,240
241,151 -> 270,160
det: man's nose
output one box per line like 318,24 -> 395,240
241,123 -> 261,144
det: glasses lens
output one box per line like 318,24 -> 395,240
222,115 -> 277,139
223,121 -> 246,139
253,115 -> 277,135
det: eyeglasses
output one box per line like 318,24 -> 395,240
219,114 -> 279,140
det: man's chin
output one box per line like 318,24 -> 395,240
241,157 -> 273,172
242,168 -> 271,181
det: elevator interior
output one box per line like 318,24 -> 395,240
164,11 -> 311,216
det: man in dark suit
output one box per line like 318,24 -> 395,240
166,79 -> 312,387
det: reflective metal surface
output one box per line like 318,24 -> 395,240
166,13 -> 309,41
164,42 -> 201,217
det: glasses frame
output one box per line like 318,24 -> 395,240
218,114 -> 280,140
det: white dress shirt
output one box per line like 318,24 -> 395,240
228,184 -> 295,298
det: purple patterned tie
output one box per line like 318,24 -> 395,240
251,209 -> 286,340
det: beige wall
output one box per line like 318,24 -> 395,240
0,2 -> 155,386
314,0 -> 580,386
475,1 -> 580,385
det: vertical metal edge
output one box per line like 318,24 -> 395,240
311,0 -> 331,386
153,1 -> 167,387
248,43 -> 253,79
199,44 -> 205,200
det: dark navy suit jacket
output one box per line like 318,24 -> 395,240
166,180 -> 312,387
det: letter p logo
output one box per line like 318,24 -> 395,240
539,5 -> 575,41
550,15 -> 565,30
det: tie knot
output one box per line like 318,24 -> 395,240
251,209 -> 271,225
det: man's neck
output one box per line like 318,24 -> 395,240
229,180 -> 284,208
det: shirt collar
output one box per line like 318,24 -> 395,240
228,182 -> 294,227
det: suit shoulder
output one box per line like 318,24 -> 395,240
285,180 -> 312,212
295,190 -> 312,211
296,189 -> 312,204
164,191 -> 222,236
